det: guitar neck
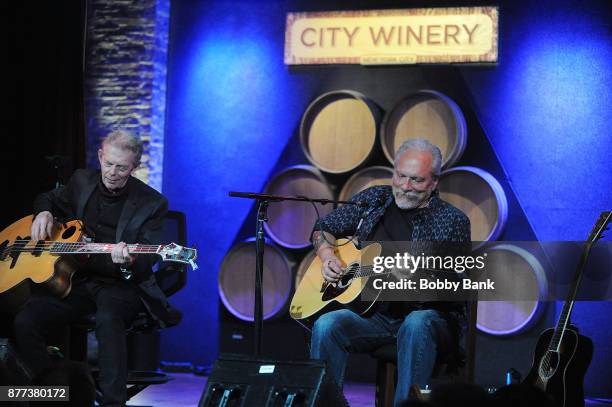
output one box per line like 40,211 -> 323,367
548,211 -> 612,351
548,242 -> 592,351
354,266 -> 397,279
353,266 -> 451,279
47,242 -> 162,255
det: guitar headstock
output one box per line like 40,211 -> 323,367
587,211 -> 612,244
158,243 -> 198,270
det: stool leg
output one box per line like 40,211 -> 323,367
69,325 -> 88,362
375,360 -> 396,407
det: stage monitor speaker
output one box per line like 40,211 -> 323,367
199,355 -> 348,407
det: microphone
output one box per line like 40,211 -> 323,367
355,194 -> 385,231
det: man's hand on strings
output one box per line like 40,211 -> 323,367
31,211 -> 54,240
111,242 -> 135,265
321,255 -> 344,283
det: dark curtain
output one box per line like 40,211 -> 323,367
1,0 -> 87,228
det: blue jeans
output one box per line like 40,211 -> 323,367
310,308 -> 453,407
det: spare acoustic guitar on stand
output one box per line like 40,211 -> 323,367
523,210 -> 611,407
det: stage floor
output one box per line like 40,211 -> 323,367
128,373 -> 611,407
127,373 -> 375,407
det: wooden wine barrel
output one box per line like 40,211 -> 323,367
477,244 -> 548,335
338,166 -> 394,201
295,250 -> 317,288
218,240 -> 293,321
263,165 -> 334,249
438,166 -> 508,248
380,90 -> 467,168
300,90 -> 381,174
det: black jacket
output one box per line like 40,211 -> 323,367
33,168 -> 180,328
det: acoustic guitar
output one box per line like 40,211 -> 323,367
0,215 -> 198,299
523,211 -> 611,407
289,239 -> 382,322
289,238 -> 467,323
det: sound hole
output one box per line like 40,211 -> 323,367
321,263 -> 361,301
61,226 -> 76,240
539,351 -> 559,379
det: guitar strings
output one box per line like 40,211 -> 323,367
540,307 -> 572,376
3,241 -> 161,248
6,239 -> 162,247
0,242 -> 162,258
2,244 -> 161,251
2,245 -> 161,251
2,247 -> 161,254
340,264 -> 462,279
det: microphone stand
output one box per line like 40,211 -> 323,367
228,191 -> 367,356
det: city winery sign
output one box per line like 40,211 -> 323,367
284,7 -> 498,65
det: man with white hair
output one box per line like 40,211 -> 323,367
14,130 -> 177,407
310,139 -> 470,406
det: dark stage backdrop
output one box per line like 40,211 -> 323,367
2,0 -> 87,227
162,0 -> 612,396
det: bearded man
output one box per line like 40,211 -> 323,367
310,139 -> 470,406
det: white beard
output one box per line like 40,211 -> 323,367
392,186 -> 429,209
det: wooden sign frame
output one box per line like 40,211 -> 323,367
285,7 -> 498,65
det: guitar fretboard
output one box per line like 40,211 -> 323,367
354,265 -> 379,278
352,265 -> 454,279
549,301 -> 574,351
48,242 -> 162,254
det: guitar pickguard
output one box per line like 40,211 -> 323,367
538,350 -> 559,380
321,263 -> 360,301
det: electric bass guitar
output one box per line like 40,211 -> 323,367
0,215 -> 198,299
523,211 -> 611,407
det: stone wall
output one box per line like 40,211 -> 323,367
85,0 -> 169,191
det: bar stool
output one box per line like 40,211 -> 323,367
370,301 -> 478,407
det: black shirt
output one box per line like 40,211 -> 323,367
368,202 -> 423,318
369,201 -> 421,242
367,201 -> 461,318
81,178 -> 129,279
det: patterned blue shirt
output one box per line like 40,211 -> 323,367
313,185 -> 471,245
